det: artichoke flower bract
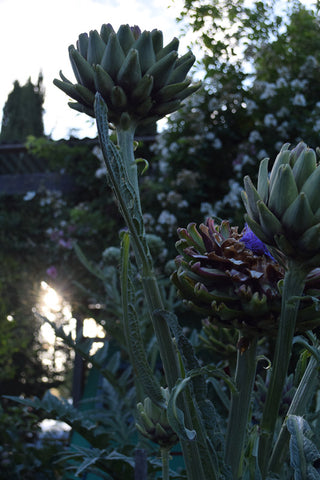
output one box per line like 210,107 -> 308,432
242,142 -> 320,269
54,23 -> 200,129
171,219 -> 320,339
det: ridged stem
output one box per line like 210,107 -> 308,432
258,261 -> 308,478
114,127 -> 210,480
225,336 -> 258,478
268,352 -> 319,473
117,126 -> 141,212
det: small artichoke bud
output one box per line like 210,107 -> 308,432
135,388 -> 179,449
171,218 -> 320,340
54,23 -> 201,129
242,142 -> 320,269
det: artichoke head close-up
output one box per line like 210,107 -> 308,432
242,142 -> 320,269
135,388 -> 179,449
171,219 -> 320,340
54,23 -> 200,129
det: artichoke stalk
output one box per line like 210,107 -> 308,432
242,142 -> 320,477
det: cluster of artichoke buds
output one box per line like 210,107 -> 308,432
135,388 -> 179,449
171,218 -> 320,339
242,142 -> 320,269
54,23 -> 200,129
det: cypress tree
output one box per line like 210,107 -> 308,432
0,73 -> 45,143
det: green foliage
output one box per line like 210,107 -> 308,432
0,402 -> 64,480
178,0 -> 282,72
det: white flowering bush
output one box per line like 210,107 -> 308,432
150,2 -> 320,224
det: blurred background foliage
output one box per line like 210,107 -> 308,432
1,0 -> 320,477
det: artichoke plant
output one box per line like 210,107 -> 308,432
242,142 -> 320,269
171,218 -> 320,339
54,23 -> 200,129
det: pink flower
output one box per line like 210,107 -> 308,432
46,266 -> 58,278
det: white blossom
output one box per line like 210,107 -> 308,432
178,199 -> 189,208
277,121 -> 289,137
23,191 -> 36,201
260,82 -> 277,100
292,93 -> 307,107
169,142 -> 179,153
233,154 -> 254,174
264,113 -> 277,127
276,77 -> 288,88
158,210 -> 177,226
158,159 -> 169,175
156,210 -> 177,236
213,180 -> 242,214
92,146 -> 103,161
143,213 -> 155,228
95,166 -> 107,178
276,106 -> 290,118
299,55 -> 318,74
213,138 -> 222,149
257,149 -> 269,160
243,98 -> 258,115
200,202 -> 215,218
205,132 -> 215,141
248,130 -> 262,143
290,79 -> 308,90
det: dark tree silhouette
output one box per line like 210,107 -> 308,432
0,73 -> 45,143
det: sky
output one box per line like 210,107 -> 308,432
0,0 -> 317,141
0,0 -> 187,140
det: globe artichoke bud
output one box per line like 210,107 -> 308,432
135,388 -> 179,449
54,23 -> 200,129
171,219 -> 320,339
242,142 -> 320,269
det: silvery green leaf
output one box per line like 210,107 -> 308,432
166,376 -> 197,441
287,415 -> 320,480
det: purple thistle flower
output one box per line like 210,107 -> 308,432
241,225 -> 275,260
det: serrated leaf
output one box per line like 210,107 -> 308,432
120,232 -> 164,406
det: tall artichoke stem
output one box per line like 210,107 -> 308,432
142,276 -> 180,389
258,261 -> 309,478
268,351 -> 319,473
225,336 -> 258,478
115,129 -> 210,480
